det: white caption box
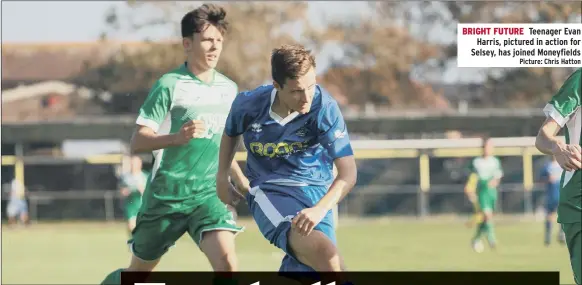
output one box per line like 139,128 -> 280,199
457,23 -> 582,67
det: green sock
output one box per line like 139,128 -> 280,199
485,221 -> 497,245
473,221 -> 486,241
101,268 -> 123,285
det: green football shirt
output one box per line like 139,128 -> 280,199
136,63 -> 238,215
543,68 -> 581,224
468,156 -> 503,197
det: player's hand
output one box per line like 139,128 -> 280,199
553,143 -> 582,172
120,188 -> 130,197
227,182 -> 246,206
217,173 -> 237,206
226,204 -> 238,221
173,120 -> 206,145
292,206 -> 328,236
233,179 -> 251,196
488,179 -> 499,188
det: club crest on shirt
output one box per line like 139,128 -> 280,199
296,127 -> 309,137
251,123 -> 262,133
334,130 -> 346,139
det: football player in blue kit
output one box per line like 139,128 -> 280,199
216,44 -> 357,274
540,156 -> 566,246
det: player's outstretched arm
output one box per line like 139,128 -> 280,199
537,68 -> 582,171
130,120 -> 206,153
536,117 -> 582,171
315,155 -> 357,211
536,117 -> 564,155
130,125 -> 181,153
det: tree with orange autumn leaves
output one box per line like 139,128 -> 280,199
76,1 -> 581,114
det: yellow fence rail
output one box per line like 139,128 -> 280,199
1,145 -> 548,193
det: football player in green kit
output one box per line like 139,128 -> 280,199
101,4 -> 249,284
535,68 -> 581,285
465,136 -> 503,252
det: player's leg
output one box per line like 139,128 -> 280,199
285,198 -> 352,284
467,202 -> 483,228
125,198 -> 143,233
101,213 -> 188,284
19,211 -> 30,225
549,201 -> 566,244
472,195 -> 496,251
125,203 -> 140,233
17,200 -> 30,225
561,222 -> 581,285
128,213 -> 189,269
471,197 -> 487,246
544,200 -> 558,246
6,201 -> 19,226
187,195 -> 244,271
287,223 -> 341,271
7,200 -> 28,226
482,207 -> 496,248
287,185 -> 341,271
480,193 -> 497,249
247,185 -> 343,272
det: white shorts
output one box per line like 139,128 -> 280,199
7,200 -> 28,217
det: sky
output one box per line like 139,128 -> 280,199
1,1 -> 369,42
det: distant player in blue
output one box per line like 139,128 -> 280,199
216,44 -> 357,273
540,156 -> 566,246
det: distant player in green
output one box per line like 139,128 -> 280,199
119,155 -> 148,233
101,4 -> 248,284
464,136 -> 503,252
535,68 -> 581,285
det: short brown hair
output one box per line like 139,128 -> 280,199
181,4 -> 228,38
271,44 -> 316,87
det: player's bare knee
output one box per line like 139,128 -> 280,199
211,251 -> 238,271
486,213 -> 493,220
309,242 -> 341,271
289,230 -> 341,271
482,210 -> 493,221
200,230 -> 238,271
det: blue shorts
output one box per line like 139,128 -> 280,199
545,198 -> 559,213
7,199 -> 28,218
246,183 -> 335,272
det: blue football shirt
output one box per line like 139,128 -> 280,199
225,84 -> 353,188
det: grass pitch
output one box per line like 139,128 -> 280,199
2,216 -> 575,284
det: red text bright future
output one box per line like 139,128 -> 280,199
462,27 -> 524,35
462,27 -> 580,37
